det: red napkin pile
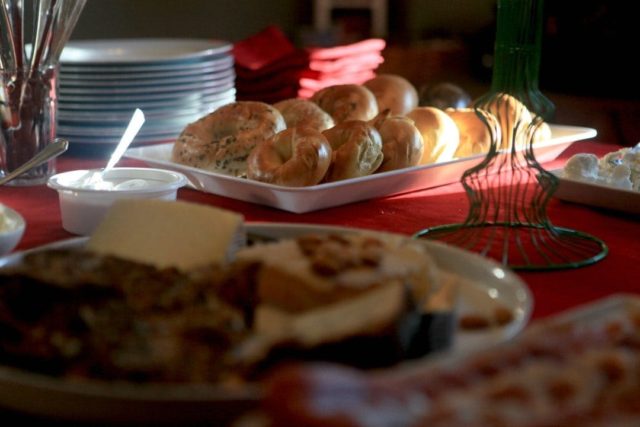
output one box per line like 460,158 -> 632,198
233,26 -> 385,103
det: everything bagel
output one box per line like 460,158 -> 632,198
171,101 -> 286,177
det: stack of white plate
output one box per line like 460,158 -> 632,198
58,38 -> 235,146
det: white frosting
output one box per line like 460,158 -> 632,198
563,143 -> 640,191
68,171 -> 165,191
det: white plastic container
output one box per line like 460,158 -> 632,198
47,167 -> 187,235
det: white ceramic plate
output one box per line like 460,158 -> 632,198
60,55 -> 234,74
60,39 -> 232,64
60,69 -> 235,89
60,56 -> 234,79
125,125 -> 597,213
0,223 -> 531,424
59,78 -> 235,98
550,169 -> 640,214
59,88 -> 235,111
58,106 -> 212,122
59,83 -> 235,103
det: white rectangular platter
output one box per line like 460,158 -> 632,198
125,124 -> 596,213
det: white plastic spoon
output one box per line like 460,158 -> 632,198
104,108 -> 145,172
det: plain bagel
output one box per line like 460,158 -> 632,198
364,74 -> 419,116
370,111 -> 424,172
273,98 -> 335,132
311,84 -> 378,124
247,127 -> 332,187
322,120 -> 383,182
406,107 -> 460,164
445,108 -> 493,158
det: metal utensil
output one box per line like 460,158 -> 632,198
0,137 -> 68,185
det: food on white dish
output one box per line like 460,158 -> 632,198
406,106 -> 460,164
273,98 -> 335,131
310,84 -> 379,123
246,127 -> 332,187
563,143 -> 640,191
0,217 -> 455,385
168,82 -> 560,191
171,101 -> 286,177
322,120 -> 384,181
364,73 -> 419,116
369,110 -> 424,172
87,199 -> 245,270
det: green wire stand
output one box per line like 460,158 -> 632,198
415,0 -> 607,271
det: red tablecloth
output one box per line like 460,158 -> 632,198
1,140 -> 639,321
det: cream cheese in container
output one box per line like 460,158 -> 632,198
48,167 -> 188,235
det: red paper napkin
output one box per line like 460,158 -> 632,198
232,26 -> 297,71
233,26 -> 386,103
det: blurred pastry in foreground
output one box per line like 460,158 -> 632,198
311,84 -> 378,123
406,106 -> 460,164
364,74 -> 419,116
171,101 -> 286,177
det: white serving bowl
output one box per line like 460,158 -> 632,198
48,167 -> 188,235
0,204 -> 26,255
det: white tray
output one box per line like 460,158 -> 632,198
551,169 -> 640,215
125,124 -> 597,213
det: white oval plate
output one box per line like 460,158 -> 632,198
0,223 -> 531,424
60,39 -> 232,64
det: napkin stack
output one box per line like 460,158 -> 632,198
233,26 -> 385,103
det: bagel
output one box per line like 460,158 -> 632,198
311,84 -> 378,124
405,107 -> 460,164
246,127 -> 332,187
370,111 -> 424,172
171,101 -> 286,177
445,108 -> 493,158
479,93 -> 533,149
273,98 -> 335,132
533,121 -> 552,145
364,74 -> 419,116
322,121 -> 383,182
